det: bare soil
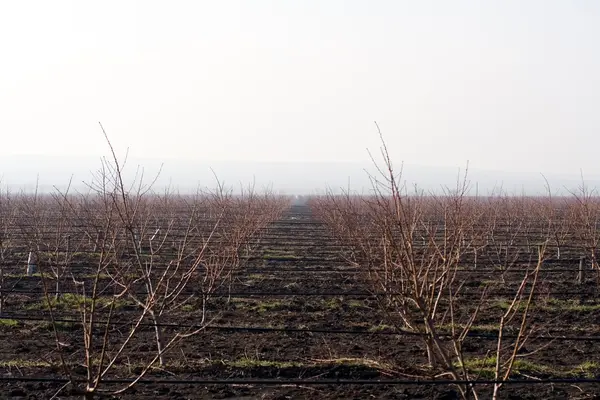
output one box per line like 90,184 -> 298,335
1,205 -> 600,399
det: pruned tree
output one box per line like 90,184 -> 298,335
33,125 -> 288,399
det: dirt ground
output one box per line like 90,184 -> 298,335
1,205 -> 600,399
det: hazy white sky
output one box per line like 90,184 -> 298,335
1,1 -> 599,192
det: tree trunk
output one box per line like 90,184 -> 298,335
55,277 -> 60,301
150,311 -> 165,366
425,337 -> 437,368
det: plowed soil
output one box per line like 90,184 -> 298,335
1,205 -> 600,399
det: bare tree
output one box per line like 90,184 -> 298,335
28,125 -> 288,399
0,183 -> 17,314
311,128 -> 555,399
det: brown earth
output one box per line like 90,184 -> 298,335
0,205 -> 599,399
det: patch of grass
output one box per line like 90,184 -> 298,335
3,273 -> 24,278
224,358 -> 302,368
26,293 -> 128,311
229,298 -> 289,313
368,324 -> 395,332
573,361 -> 600,378
228,298 -> 259,310
459,356 -> 559,378
438,323 -> 503,334
542,298 -> 600,312
458,356 -> 497,378
5,272 -> 54,279
321,297 -> 365,310
0,359 -> 51,368
261,248 -> 301,260
30,320 -> 78,332
577,360 -> 599,370
495,300 -> 528,312
229,297 -> 291,313
322,297 -> 342,310
347,299 -> 365,308
313,357 -> 394,370
496,298 -> 600,313
80,273 -> 111,279
0,319 -> 19,328
251,300 -> 287,313
511,359 -> 553,375
72,252 -> 102,258
221,357 -> 388,370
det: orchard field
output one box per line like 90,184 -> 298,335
1,191 -> 600,399
1,152 -> 600,399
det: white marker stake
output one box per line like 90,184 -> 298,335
27,252 -> 37,276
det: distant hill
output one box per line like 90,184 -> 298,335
1,155 -> 598,196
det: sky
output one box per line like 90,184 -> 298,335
1,1 -> 599,194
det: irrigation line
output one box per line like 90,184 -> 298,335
1,265 -> 591,273
1,288 -> 597,298
0,376 -> 599,386
3,315 -> 600,342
